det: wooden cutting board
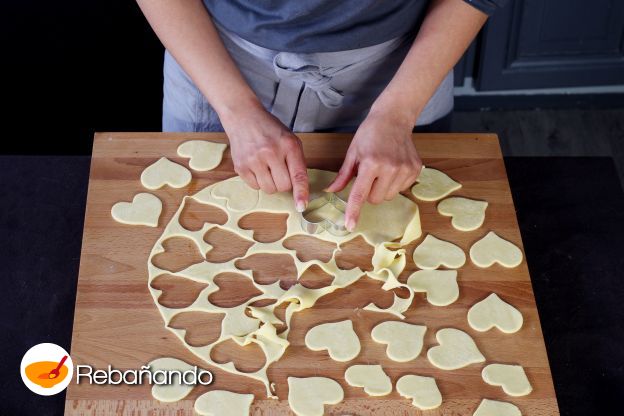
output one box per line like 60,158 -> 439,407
65,132 -> 559,415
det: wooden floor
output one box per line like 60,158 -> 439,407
452,109 -> 624,189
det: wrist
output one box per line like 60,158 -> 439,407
215,91 -> 265,127
368,96 -> 421,131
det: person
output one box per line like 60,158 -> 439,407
137,0 -> 505,230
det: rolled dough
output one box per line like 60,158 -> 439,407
473,399 -> 522,416
287,377 -> 344,416
194,390 -> 254,416
482,363 -> 532,397
371,321 -> 426,362
396,374 -> 442,410
427,328 -> 485,370
468,293 -> 523,333
411,167 -> 461,201
413,234 -> 466,269
148,357 -> 195,403
141,157 -> 192,190
111,193 -> 161,227
177,140 -> 227,172
470,231 -> 523,268
437,197 -> 488,231
344,364 -> 392,396
304,320 -> 360,362
406,269 -> 459,306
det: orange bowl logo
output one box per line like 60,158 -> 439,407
20,343 -> 73,396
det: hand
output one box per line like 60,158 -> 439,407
220,104 -> 309,212
325,111 -> 422,231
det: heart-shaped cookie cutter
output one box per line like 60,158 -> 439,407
300,193 -> 350,236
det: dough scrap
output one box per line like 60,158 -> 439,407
371,321 -> 426,362
287,377 -> 344,416
427,328 -> 485,370
411,167 -> 461,201
111,193 -> 161,227
482,364 -> 532,397
406,270 -> 459,306
148,169 -> 422,397
473,399 -> 522,416
413,234 -> 466,269
177,140 -> 227,171
141,157 -> 192,190
468,293 -> 523,333
396,374 -> 442,410
305,320 -> 360,362
438,197 -> 488,231
194,390 -> 254,416
344,364 -> 392,396
148,357 -> 195,403
470,231 -> 523,268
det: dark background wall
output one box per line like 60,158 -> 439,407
2,1 -> 164,155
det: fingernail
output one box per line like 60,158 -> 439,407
296,200 -> 306,213
345,218 -> 356,232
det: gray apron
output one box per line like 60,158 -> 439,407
163,24 -> 453,133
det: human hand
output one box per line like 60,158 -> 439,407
325,111 -> 422,231
221,104 -> 309,212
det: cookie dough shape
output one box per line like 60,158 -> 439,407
427,328 -> 485,370
111,193 -> 162,227
194,390 -> 254,415
473,399 -> 522,416
371,321 -> 426,362
177,140 -> 227,171
438,197 -> 488,231
344,364 -> 392,396
413,234 -> 466,269
212,177 -> 260,212
470,231 -> 523,268
288,377 -> 344,416
411,167 -> 462,201
482,364 -> 532,397
407,270 -> 459,306
468,293 -> 523,333
149,357 -> 195,403
396,375 -> 442,410
141,157 -> 192,190
305,320 -> 360,362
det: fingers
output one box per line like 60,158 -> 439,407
237,167 -> 260,190
267,154 -> 292,193
286,145 -> 309,212
345,170 -> 376,231
325,153 -> 356,193
254,164 -> 278,194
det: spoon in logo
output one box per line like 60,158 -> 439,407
38,355 -> 68,379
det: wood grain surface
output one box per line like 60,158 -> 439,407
65,132 -> 559,415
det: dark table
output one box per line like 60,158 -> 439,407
1,156 -> 623,416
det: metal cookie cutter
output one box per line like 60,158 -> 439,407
300,193 -> 350,236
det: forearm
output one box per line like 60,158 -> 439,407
370,0 -> 488,125
136,0 -> 262,119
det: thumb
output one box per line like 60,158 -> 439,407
325,154 -> 356,193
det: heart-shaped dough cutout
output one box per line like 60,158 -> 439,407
288,376 -> 344,416
111,193 -> 162,227
427,328 -> 485,370
411,167 -> 462,201
211,177 -> 259,211
344,364 -> 392,396
413,234 -> 466,269
194,390 -> 254,416
473,399 -> 522,416
371,321 -> 426,362
304,320 -> 360,362
148,357 -> 196,402
470,231 -> 523,268
438,197 -> 488,231
177,140 -> 227,171
396,374 -> 442,410
407,269 -> 459,306
468,293 -> 523,333
482,364 -> 532,397
141,157 -> 192,190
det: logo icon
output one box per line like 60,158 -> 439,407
20,343 -> 74,396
